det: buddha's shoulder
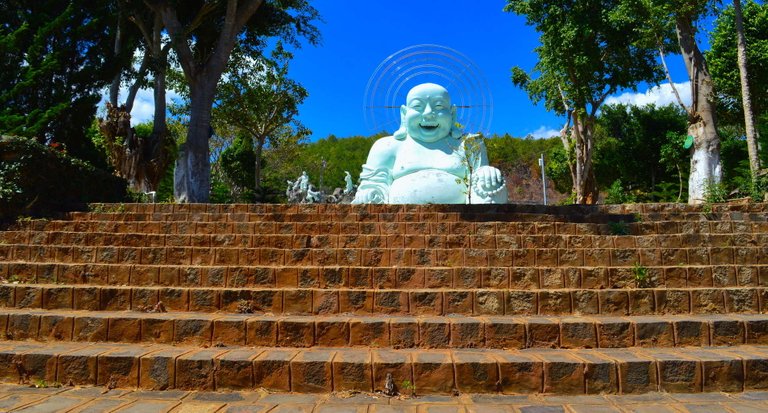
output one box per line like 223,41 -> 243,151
370,135 -> 402,151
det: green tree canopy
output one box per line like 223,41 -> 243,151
0,0 -> 129,164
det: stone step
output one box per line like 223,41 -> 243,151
83,201 -> 768,214
0,339 -> 766,394
0,284 -> 764,316
12,218 -> 768,237
4,230 -> 766,250
2,244 -> 765,268
2,262 -> 767,290
2,308 -> 767,350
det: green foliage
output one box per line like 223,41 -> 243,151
595,104 -> 689,201
0,136 -> 128,220
293,134 -> 383,193
632,263 -> 650,288
703,178 -> 728,204
708,1 -> 768,126
220,135 -> 257,202
605,180 -> 637,205
0,1 -> 128,165
608,221 -> 631,236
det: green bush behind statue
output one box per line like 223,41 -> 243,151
0,136 -> 128,220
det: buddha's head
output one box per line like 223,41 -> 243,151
395,83 -> 460,142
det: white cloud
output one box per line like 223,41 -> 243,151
99,86 -> 182,126
528,125 -> 561,139
605,82 -> 691,108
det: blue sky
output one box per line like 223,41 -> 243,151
122,0 -> 704,140
283,0 -> 693,140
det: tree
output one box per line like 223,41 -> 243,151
506,0 -> 663,204
709,1 -> 767,176
144,0 -> 320,203
0,0 -> 129,164
95,0 -> 178,193
594,104 -> 689,201
634,0 -> 724,204
213,43 -> 309,201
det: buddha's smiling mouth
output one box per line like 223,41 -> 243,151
420,122 -> 439,131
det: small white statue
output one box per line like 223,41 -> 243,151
343,171 -> 355,194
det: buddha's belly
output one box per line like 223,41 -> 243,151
389,170 -> 466,204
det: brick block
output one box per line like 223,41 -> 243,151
494,352 -> 543,394
213,316 -> 247,346
450,318 -> 484,348
725,288 -> 759,313
253,349 -> 296,391
339,290 -> 373,315
418,317 -> 450,348
350,318 -> 389,347
509,268 -> 538,289
691,289 -> 725,314
390,317 -> 418,349
572,290 -> 599,315
581,268 -> 608,289
38,315 -> 73,342
176,349 -> 225,390
600,349 -> 656,394
655,289 -> 690,315
526,317 -> 559,348
561,319 -> 597,349
505,291 -> 536,315
575,351 -> 617,394
485,318 -> 525,349
15,286 -> 42,309
100,287 -> 131,311
634,318 -> 674,347
315,317 -> 350,347
278,317 -> 314,347
282,289 -> 313,315
710,317 -> 745,346
333,350 -> 372,392
290,350 -> 336,393
174,318 -> 213,346
140,315 -> 175,344
189,289 -> 218,312
314,290 -> 339,315
674,319 -> 709,347
244,316 -> 277,347
215,349 -> 260,390
540,351 -> 585,394
412,351 -> 454,395
598,290 -> 629,316
7,312 -> 41,340
97,347 -> 146,388
596,318 -> 633,348
372,350 -> 412,394
58,345 -> 111,386
374,291 -> 408,314
454,350 -> 499,393
73,316 -> 108,342
538,290 -> 571,315
108,315 -> 142,343
652,350 -> 701,393
410,291 -> 442,315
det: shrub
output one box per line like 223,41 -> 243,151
0,136 -> 128,220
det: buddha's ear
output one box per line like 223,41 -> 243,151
393,106 -> 407,140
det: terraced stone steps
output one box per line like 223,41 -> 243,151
2,308 -> 767,349
1,340 -> 767,394
2,262 -> 767,290
2,202 -> 768,397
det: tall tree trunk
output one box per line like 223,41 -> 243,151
174,85 -> 214,203
734,0 -> 762,178
571,112 -> 599,204
676,14 -> 722,204
254,136 -> 265,202
109,12 -> 124,107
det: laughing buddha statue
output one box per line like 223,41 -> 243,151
352,83 -> 508,204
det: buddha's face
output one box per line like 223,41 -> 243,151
401,83 -> 453,143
